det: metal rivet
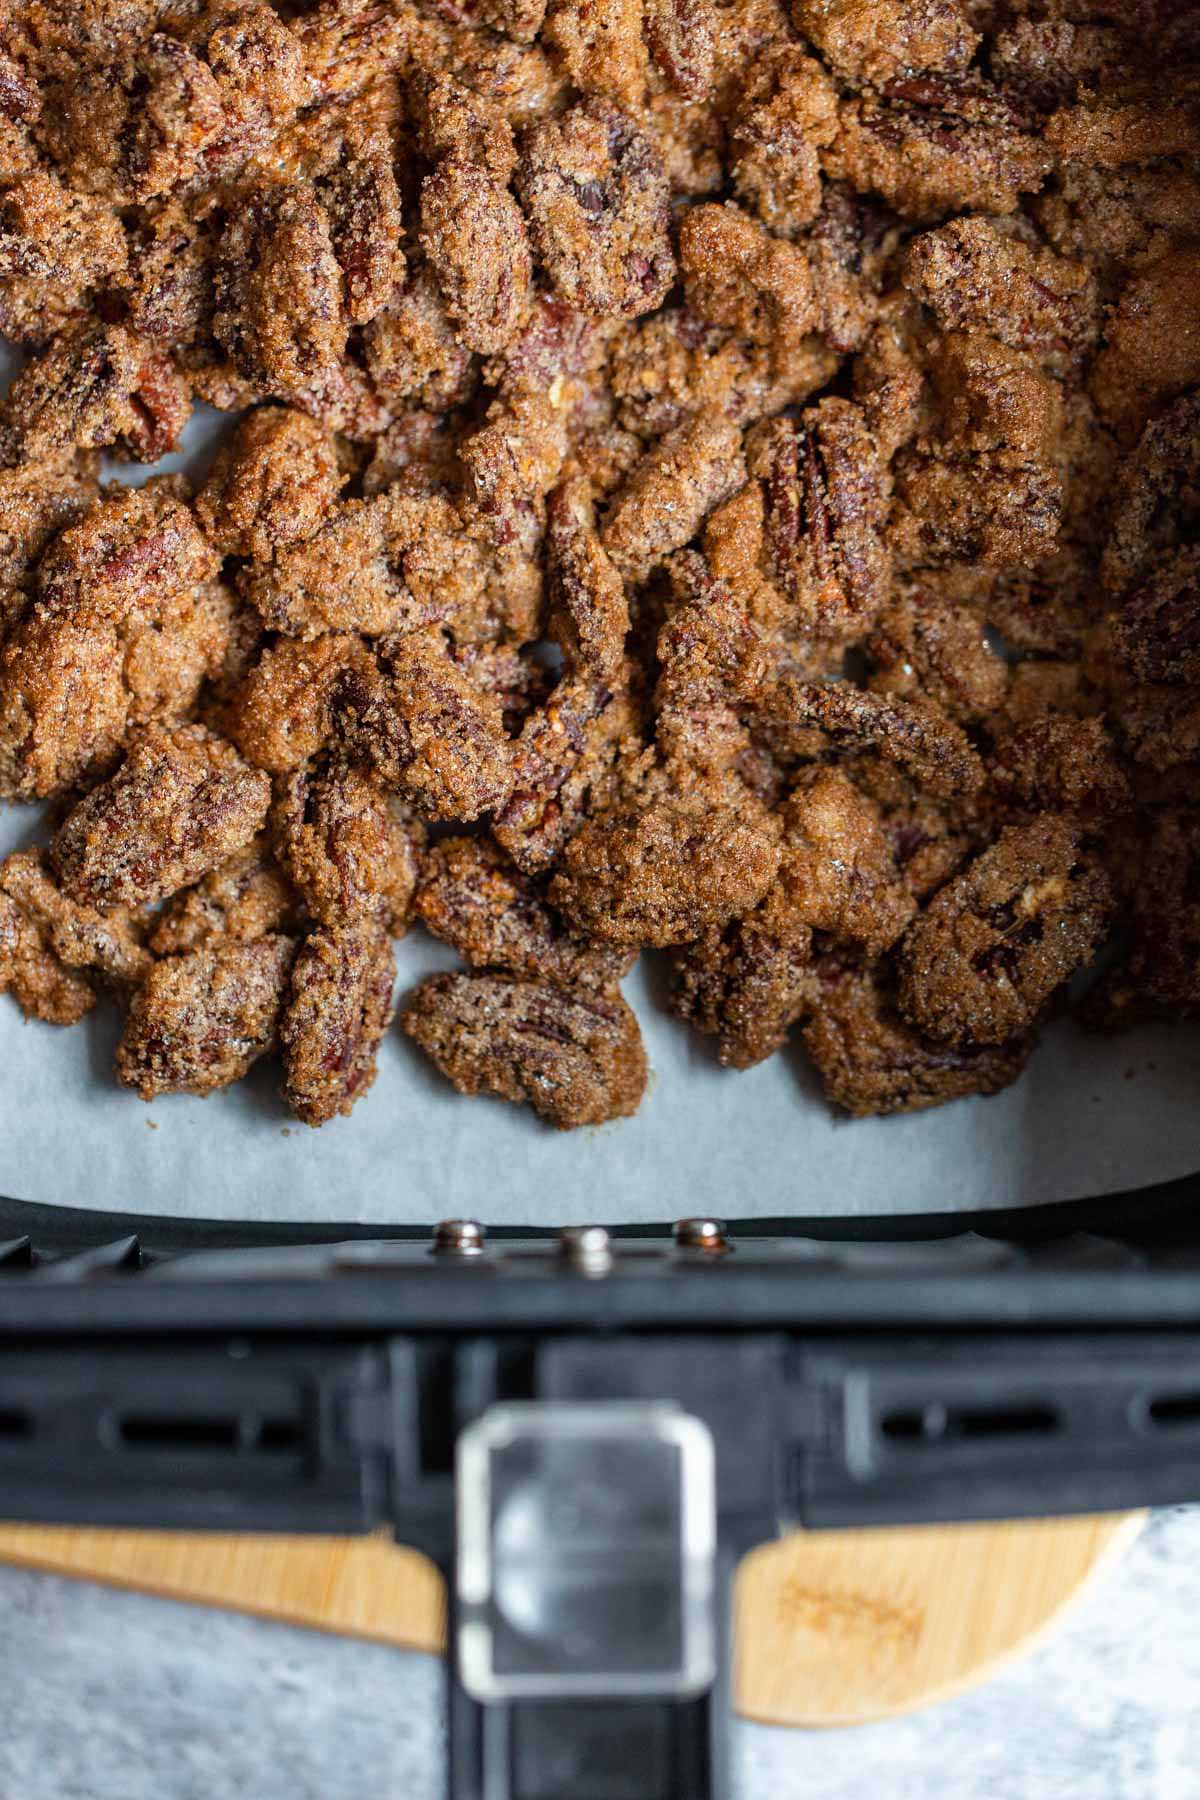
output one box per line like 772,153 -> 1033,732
673,1218 -> 732,1255
558,1225 -> 613,1274
432,1219 -> 486,1257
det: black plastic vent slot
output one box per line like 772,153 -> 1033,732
881,1403 -> 1060,1444
1147,1393 -> 1200,1429
117,1414 -> 304,1454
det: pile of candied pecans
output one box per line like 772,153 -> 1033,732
0,0 -> 1198,1129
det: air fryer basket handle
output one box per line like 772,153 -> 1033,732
445,1571 -> 733,1800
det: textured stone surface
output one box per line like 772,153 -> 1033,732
0,1508 -> 1195,1799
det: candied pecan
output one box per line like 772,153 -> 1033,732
194,405 -> 345,561
801,962 -> 1031,1117
116,935 -> 295,1099
494,675 -> 643,873
989,716 -> 1131,824
50,8 -> 310,201
1085,812 -> 1200,1025
677,204 -> 817,350
273,758 -> 423,931
491,289 -> 614,397
200,2 -> 312,176
435,18 -> 566,124
928,332 -> 1063,463
609,310 -> 834,442
0,610 -> 128,799
450,639 -> 554,732
657,549 -> 769,716
850,307 -> 928,460
334,629 -> 514,822
803,181 -> 898,356
642,0 -> 715,97
546,478 -> 628,683
777,768 -> 915,955
893,333 -> 1064,567
401,971 -> 646,1127
1,321 -> 189,461
1046,77 -> 1200,172
0,847 -> 151,987
903,217 -> 1097,368
896,814 -> 1112,1048
297,0 -> 415,103
0,168 -> 127,344
416,834 -> 632,987
825,77 -> 1052,220
1109,680 -> 1200,773
50,723 -> 271,910
762,677 -> 984,800
541,0 -> 649,112
601,415 -> 746,584
728,48 -> 839,236
457,389 -> 563,612
459,0 -> 550,45
119,200 -> 217,346
0,889 -> 95,1026
409,70 -> 516,178
454,292 -> 610,593
245,490 -> 492,642
990,18 -> 1127,115
225,634 -> 373,773
1113,547 -> 1200,685
281,918 -> 396,1125
549,784 -> 781,946
671,882 -> 816,1069
561,422 -> 643,496
517,99 -> 674,317
1090,247 -> 1200,444
0,52 -> 39,128
420,158 -> 531,356
211,185 -> 381,434
1101,393 -> 1200,599
318,133 -> 404,326
644,90 -> 724,198
363,411 -> 467,497
362,266 -> 478,413
742,401 -> 891,644
122,32 -> 226,200
1033,160 -> 1200,293
866,582 -> 1008,722
859,757 -> 977,901
150,837 -> 299,955
793,0 -> 978,90
118,573 -> 235,731
0,451 -> 97,617
37,483 -> 217,626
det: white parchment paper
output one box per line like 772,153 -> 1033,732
1,359 -> 1198,1225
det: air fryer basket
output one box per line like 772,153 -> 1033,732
2,1170 -> 1200,1800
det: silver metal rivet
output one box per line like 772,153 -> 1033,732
673,1218 -> 732,1255
432,1219 -> 486,1257
558,1225 -> 613,1274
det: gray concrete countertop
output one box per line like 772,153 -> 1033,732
1,1507 -> 1195,1800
